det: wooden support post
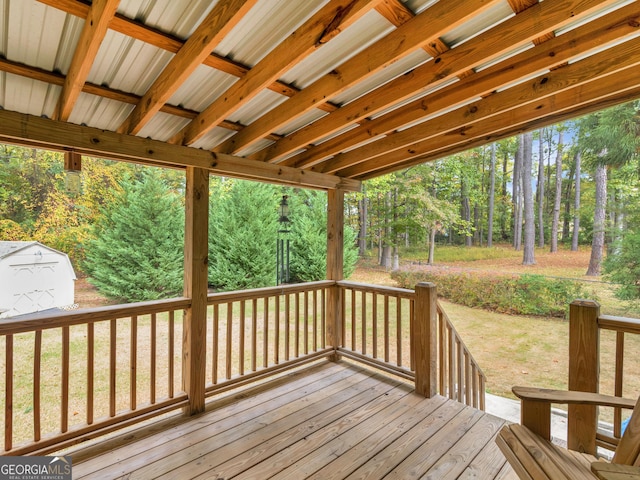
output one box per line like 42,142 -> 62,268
414,282 -> 437,397
182,167 -> 209,415
326,189 -> 344,360
568,299 -> 600,454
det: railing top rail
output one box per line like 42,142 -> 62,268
207,280 -> 335,304
336,280 -> 416,299
0,297 -> 191,335
598,314 -> 640,335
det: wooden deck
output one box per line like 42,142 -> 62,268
70,360 -> 517,479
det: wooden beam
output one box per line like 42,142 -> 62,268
304,2 -> 640,173
334,33 -> 640,177
0,57 -> 282,141
119,0 -> 258,135
63,151 -> 82,171
331,30 -> 640,176
182,167 -> 209,415
39,0 -> 339,114
356,71 -> 640,179
568,300 -> 600,455
0,109 -> 360,192
214,0 -> 499,155
54,0 -> 120,121
262,0 -> 621,166
326,189 -> 345,357
172,0 -> 381,146
413,283 -> 438,398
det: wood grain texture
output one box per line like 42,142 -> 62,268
71,362 -> 513,479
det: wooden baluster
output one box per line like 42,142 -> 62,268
150,313 -> 156,404
384,295 -> 390,363
351,289 -> 356,351
372,292 -> 378,359
87,323 -> 94,424
321,287 -> 326,348
275,295 -> 280,364
169,311 -> 175,396
413,283 -> 437,398
568,299 -> 600,455
130,316 -> 137,411
263,297 -> 269,369
361,291 -> 367,356
294,293 -> 300,358
5,334 -> 13,451
396,299 -> 402,367
614,331 -> 624,439
239,301 -> 245,376
313,289 -> 318,352
304,291 -> 309,355
438,308 -> 446,396
226,303 -> 233,379
211,305 -> 218,385
252,298 -> 257,372
110,319 -> 116,417
285,294 -> 290,361
34,330 -> 42,441
448,324 -> 455,399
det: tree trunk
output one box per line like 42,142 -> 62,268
461,178 -> 472,247
586,163 -> 607,276
571,151 -> 581,251
522,132 -> 536,265
487,143 -> 496,247
428,224 -> 436,264
513,140 -> 523,250
562,161 -> 574,241
358,193 -> 367,256
473,203 -> 480,246
537,128 -> 545,248
501,150 -> 509,240
550,131 -> 564,253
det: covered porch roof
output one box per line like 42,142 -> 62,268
0,0 -> 639,189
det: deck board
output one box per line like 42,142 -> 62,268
72,360 -> 515,479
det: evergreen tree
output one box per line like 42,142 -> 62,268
85,170 -> 184,302
289,190 -> 358,282
208,180 -> 278,290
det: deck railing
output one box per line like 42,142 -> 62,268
0,298 -> 190,455
337,281 -> 486,409
567,300 -> 640,455
205,281 -> 334,394
1,280 -> 486,455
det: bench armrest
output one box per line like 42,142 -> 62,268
512,387 -> 637,410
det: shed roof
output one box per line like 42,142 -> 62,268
0,241 -> 39,259
0,0 -> 639,190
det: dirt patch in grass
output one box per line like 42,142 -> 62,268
74,278 -> 116,309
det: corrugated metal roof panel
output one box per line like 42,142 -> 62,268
68,93 -> 134,131
168,64 -> 238,111
236,138 -> 274,157
1,72 -> 58,118
88,32 -> 174,95
129,0 -> 219,39
441,0 -> 514,48
275,108 -> 328,137
137,112 -> 191,142
214,0 -> 328,67
331,49 -> 431,106
190,126 -> 236,151
226,89 -> 288,125
279,9 -> 394,90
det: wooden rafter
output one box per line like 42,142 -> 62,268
313,3 -> 640,174
268,0 -> 620,168
119,0 -> 258,135
360,76 -> 640,180
38,0 -> 340,113
343,46 -> 640,178
170,0 -> 383,146
213,0 -> 500,155
54,0 -> 120,121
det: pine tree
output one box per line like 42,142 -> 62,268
289,190 -> 358,282
208,180 -> 278,290
85,170 -> 184,302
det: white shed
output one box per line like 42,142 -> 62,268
0,241 -> 76,318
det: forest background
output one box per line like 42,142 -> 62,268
1,100 -> 640,310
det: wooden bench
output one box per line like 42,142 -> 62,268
496,387 -> 640,479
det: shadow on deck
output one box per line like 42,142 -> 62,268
68,360 -> 516,479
